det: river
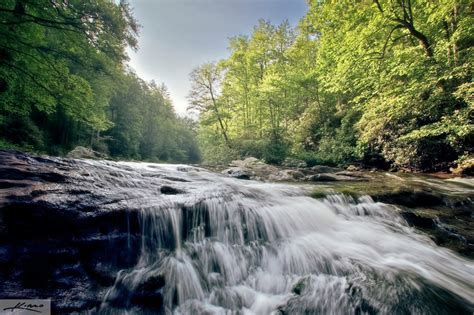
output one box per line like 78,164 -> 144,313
0,152 -> 472,314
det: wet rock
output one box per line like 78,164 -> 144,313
305,173 -> 367,182
222,167 -> 254,180
0,150 -> 159,312
335,171 -> 371,179
372,189 -> 443,207
401,211 -> 435,229
131,274 -> 165,307
160,185 -> 183,195
291,278 -> 308,295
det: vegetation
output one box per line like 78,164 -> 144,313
1,0 -> 472,170
190,0 -> 473,171
0,0 -> 200,163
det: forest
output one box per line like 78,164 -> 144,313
1,0 -> 473,171
0,0 -> 200,163
191,0 -> 473,171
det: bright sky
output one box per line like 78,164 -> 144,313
127,0 -> 308,115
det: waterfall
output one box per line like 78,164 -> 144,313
91,162 -> 474,314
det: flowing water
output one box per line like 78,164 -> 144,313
86,162 -> 474,314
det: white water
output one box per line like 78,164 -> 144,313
94,162 -> 473,314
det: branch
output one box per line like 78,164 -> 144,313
0,7 -> 82,28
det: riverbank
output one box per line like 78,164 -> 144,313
214,157 -> 474,257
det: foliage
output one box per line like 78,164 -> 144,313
192,0 -> 473,171
0,0 -> 200,163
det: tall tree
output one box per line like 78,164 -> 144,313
188,63 -> 231,148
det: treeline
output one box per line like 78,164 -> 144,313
0,0 -> 200,163
190,0 -> 473,171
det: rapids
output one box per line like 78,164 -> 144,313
87,162 -> 474,314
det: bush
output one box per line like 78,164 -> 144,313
262,134 -> 289,165
235,139 -> 266,159
1,115 -> 45,150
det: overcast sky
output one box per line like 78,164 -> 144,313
126,0 -> 308,114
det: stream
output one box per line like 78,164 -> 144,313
0,151 -> 472,314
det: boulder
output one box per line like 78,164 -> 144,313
305,173 -> 367,182
335,171 -> 371,180
222,167 -> 254,180
309,165 -> 343,173
229,157 -> 264,168
224,158 -> 279,181
269,170 -> 305,182
346,165 -> 361,172
281,158 -> 307,168
67,146 -> 107,159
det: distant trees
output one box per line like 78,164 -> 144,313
193,0 -> 473,170
0,0 -> 200,163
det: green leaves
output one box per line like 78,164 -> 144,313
195,0 -> 472,170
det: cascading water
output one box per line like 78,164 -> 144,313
92,162 -> 474,314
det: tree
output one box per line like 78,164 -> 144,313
188,63 -> 231,148
193,0 -> 473,170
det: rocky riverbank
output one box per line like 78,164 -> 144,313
218,157 -> 474,257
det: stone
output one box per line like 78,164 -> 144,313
160,185 -> 183,194
269,170 -> 305,182
229,157 -> 263,168
450,157 -> 474,176
222,167 -> 254,180
67,146 -> 107,159
131,274 -> 165,308
346,165 -> 360,172
281,158 -> 307,168
335,171 -> 370,180
305,173 -> 366,182
310,165 -> 343,173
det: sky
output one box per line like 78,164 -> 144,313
127,0 -> 308,115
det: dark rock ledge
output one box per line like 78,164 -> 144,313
0,150 -> 165,313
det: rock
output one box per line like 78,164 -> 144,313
335,171 -> 371,180
270,170 -> 306,182
67,146 -> 107,159
346,165 -> 360,172
306,174 -> 339,181
310,165 -> 343,173
305,173 -> 367,182
229,157 -> 264,168
0,150 -> 164,312
222,167 -> 254,180
401,211 -> 435,229
372,189 -> 443,207
291,278 -> 308,295
223,158 -> 279,181
160,185 -> 183,194
131,274 -> 165,308
282,158 -> 307,168
450,157 -> 474,176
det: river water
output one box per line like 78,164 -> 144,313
86,161 -> 474,314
